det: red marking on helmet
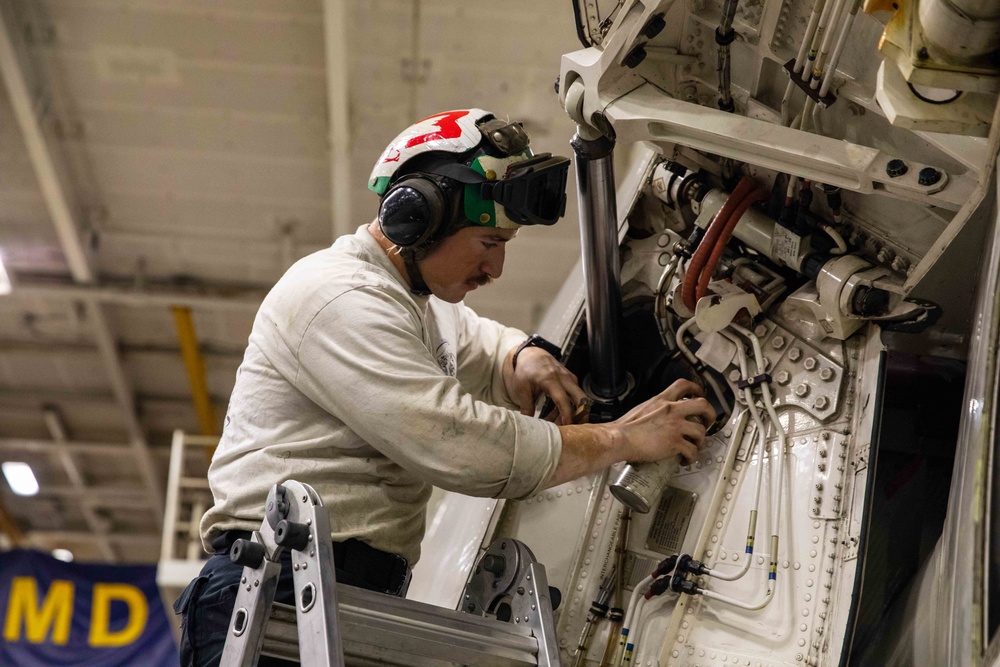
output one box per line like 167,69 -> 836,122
382,148 -> 401,163
404,110 -> 471,149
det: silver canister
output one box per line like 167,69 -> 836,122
609,457 -> 679,514
609,412 -> 704,513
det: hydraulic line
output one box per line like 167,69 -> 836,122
731,323 -> 788,561
682,176 -> 756,311
598,507 -> 631,666
820,223 -> 847,254
572,568 -> 617,666
818,0 -> 862,98
716,0 -> 740,111
692,324 -> 786,611
695,188 -> 769,302
620,596 -> 648,665
698,330 -> 768,583
674,318 -> 731,417
809,0 -> 849,90
654,254 -> 681,348
614,575 -> 654,666
802,0 -> 839,84
793,0 -> 828,75
698,534 -> 779,610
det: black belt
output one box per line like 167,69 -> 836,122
213,530 -> 410,597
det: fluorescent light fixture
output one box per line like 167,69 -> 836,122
2,462 -> 39,496
0,252 -> 10,295
51,549 -> 73,562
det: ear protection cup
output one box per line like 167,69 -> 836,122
378,174 -> 461,247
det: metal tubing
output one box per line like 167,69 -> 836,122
571,133 -> 628,400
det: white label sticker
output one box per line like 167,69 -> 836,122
771,225 -> 803,267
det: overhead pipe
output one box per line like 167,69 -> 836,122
571,132 -> 630,403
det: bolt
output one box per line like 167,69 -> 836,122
820,449 -> 828,458
729,369 -> 741,382
917,46 -> 929,60
776,371 -> 790,385
812,508 -> 820,515
804,357 -> 817,371
789,348 -> 802,362
877,247 -> 894,264
814,495 -> 822,504
815,396 -> 830,410
918,167 -> 942,186
819,463 -> 826,471
795,383 -> 810,397
623,44 -> 647,68
754,324 -> 768,337
772,335 -> 786,350
886,159 -> 908,178
819,367 -> 834,381
641,13 -> 666,39
892,256 -> 910,273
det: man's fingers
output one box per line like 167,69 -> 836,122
660,379 -> 705,402
679,419 -> 707,447
517,388 -> 536,417
541,382 -> 575,426
676,396 -> 717,425
676,441 -> 699,466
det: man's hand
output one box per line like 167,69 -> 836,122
545,378 -> 718,488
611,379 -> 717,465
503,345 -> 589,425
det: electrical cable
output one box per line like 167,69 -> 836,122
682,176 -> 756,311
695,188 -> 768,302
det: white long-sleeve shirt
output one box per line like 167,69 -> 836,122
200,226 -> 562,565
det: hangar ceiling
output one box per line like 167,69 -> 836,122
0,0 -> 584,563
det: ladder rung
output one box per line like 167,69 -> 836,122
262,585 -> 539,666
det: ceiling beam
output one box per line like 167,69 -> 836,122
322,0 -> 353,240
0,437 -> 135,457
29,530 -> 160,546
0,3 -> 164,524
9,280 -> 264,312
43,409 -> 117,562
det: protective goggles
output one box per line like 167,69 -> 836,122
431,152 -> 571,227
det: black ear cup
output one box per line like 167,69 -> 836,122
378,176 -> 454,247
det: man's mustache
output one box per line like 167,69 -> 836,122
470,274 -> 493,286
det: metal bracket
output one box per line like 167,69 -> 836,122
462,538 -> 562,667
221,481 -> 345,667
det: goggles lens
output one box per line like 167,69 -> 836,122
489,153 -> 570,226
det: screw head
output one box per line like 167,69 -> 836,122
795,383 -> 810,397
886,159 -> 908,178
918,167 -> 941,186
803,357 -> 817,371
789,347 -> 802,362
819,367 -> 834,381
815,396 -> 830,410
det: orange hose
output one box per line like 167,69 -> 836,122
681,176 -> 756,311
695,188 -> 768,301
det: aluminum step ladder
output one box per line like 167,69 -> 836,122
220,480 -> 562,666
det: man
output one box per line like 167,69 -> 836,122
175,109 -> 715,666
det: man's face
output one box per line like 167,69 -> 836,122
418,226 -> 517,303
